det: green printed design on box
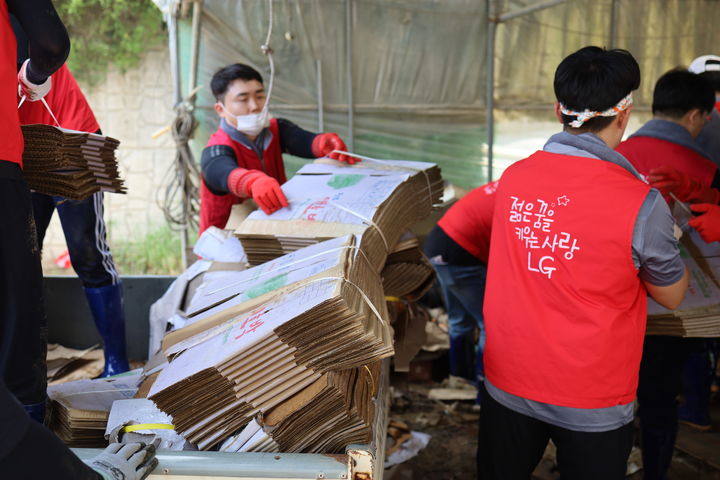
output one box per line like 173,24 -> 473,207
245,274 -> 289,299
327,174 -> 364,189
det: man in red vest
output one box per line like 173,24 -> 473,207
14,21 -> 130,380
200,63 -> 356,234
424,181 -> 496,402
616,69 -> 717,480
478,46 -> 688,480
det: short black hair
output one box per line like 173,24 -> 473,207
211,63 -> 264,102
652,68 -> 715,118
554,46 -> 640,132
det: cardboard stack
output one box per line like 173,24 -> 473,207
646,231 -> 720,336
235,160 -> 443,271
148,236 -> 393,450
219,362 -> 380,453
47,374 -> 142,447
382,234 -> 436,299
21,124 -> 125,200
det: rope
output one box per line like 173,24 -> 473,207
157,102 -> 201,231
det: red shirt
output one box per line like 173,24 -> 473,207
437,181 -> 497,264
0,1 -> 22,165
484,151 -> 650,408
18,64 -> 99,132
199,120 -> 285,234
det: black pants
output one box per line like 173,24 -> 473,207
637,335 -> 704,480
0,161 -> 47,404
478,390 -> 633,480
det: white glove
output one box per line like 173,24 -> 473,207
17,58 -> 52,102
85,442 -> 159,480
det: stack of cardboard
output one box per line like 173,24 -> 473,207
235,160 -> 442,271
21,124 -> 125,200
646,231 -> 720,336
47,374 -> 142,447
148,236 -> 393,450
219,362 -> 380,453
382,234 -> 435,299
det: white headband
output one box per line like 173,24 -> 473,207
560,93 -> 633,128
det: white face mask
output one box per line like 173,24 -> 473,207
221,104 -> 270,137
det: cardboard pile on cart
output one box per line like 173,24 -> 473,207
646,231 -> 720,336
234,160 -> 443,270
21,124 -> 125,200
149,235 -> 393,450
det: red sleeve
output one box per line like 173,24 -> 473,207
438,180 -> 497,263
18,64 -> 100,132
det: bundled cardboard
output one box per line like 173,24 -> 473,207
148,236 -> 393,450
219,362 -> 380,454
21,124 -> 125,200
646,231 -> 720,336
47,373 -> 142,447
235,160 -> 442,271
382,234 -> 435,299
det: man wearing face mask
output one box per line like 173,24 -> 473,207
200,63 -> 356,235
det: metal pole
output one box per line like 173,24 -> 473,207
188,0 -> 204,99
609,0 -> 619,48
345,0 -> 355,150
316,59 -> 324,132
486,1 -> 497,182
167,4 -> 182,106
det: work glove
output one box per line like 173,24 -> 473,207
17,59 -> 52,102
311,133 -> 358,164
689,203 -> 720,243
85,442 -> 158,480
647,166 -> 720,204
228,168 -> 288,215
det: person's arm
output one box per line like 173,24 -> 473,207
644,270 -> 688,310
200,144 -> 288,215
634,189 -> 688,310
8,0 -> 69,83
277,118 -> 357,164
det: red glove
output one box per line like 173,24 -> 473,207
647,166 -> 720,204
311,133 -> 358,164
688,203 -> 720,243
228,168 -> 288,215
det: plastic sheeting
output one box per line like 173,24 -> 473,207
176,0 -> 720,188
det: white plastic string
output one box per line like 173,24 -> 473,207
327,200 -> 390,253
330,150 -> 435,211
203,244 -> 374,296
17,94 -> 61,128
260,0 -> 275,122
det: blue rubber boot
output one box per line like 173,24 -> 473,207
84,283 -> 130,377
23,399 -> 46,424
449,334 -> 476,382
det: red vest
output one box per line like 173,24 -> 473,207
484,151 -> 651,409
438,180 -> 497,264
18,64 -> 99,132
199,119 -> 285,234
0,1 -> 22,165
617,136 -> 716,187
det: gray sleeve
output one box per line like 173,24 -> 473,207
632,189 -> 686,286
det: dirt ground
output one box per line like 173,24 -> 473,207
384,365 -> 719,480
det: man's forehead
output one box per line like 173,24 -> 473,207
228,79 -> 264,96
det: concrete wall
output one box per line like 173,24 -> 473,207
41,48 -> 177,274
